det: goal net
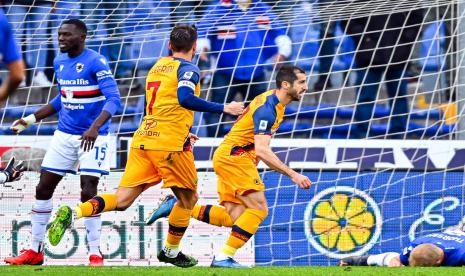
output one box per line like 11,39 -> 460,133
1,0 -> 465,266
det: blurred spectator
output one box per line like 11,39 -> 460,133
4,0 -> 52,87
0,7 -> 24,101
343,6 -> 424,139
80,0 -> 132,80
425,5 -> 454,101
198,0 -> 292,137
314,0 -> 336,91
126,0 -> 171,81
50,1 -> 80,56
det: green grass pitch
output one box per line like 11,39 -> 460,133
1,266 -> 463,276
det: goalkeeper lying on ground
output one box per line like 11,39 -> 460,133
339,227 -> 465,267
0,156 -> 25,184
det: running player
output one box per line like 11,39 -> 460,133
5,19 -> 121,266
339,227 -> 465,267
147,65 -> 312,268
48,25 -> 244,268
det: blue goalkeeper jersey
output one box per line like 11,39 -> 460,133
50,48 -> 121,135
400,230 -> 465,266
0,9 -> 21,65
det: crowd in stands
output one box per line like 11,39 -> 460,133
0,0 -> 453,138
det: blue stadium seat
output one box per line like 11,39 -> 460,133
115,105 -> 139,116
110,121 -> 139,134
224,119 -> 453,139
419,21 -> 446,71
285,104 -> 336,119
289,18 -> 355,73
2,124 -> 57,135
288,104 -> 442,120
3,105 -> 40,118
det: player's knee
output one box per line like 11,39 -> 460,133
175,190 -> 198,210
251,198 -> 268,214
190,192 -> 199,206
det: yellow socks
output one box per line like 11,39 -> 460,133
192,204 -> 233,227
165,204 -> 192,253
76,194 -> 117,219
222,208 -> 267,257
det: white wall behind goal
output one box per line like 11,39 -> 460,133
0,172 -> 254,266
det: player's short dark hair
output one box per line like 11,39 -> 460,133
170,25 -> 197,53
61,19 -> 87,35
276,65 -> 306,88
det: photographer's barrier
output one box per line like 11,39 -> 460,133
2,138 -> 465,265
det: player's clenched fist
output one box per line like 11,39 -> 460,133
291,172 -> 312,189
223,101 -> 244,116
10,114 -> 36,134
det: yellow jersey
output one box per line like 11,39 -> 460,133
131,56 -> 201,151
220,90 -> 285,161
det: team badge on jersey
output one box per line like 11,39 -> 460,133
64,89 -> 73,99
76,63 -> 84,73
59,64 -> 64,72
143,118 -> 157,130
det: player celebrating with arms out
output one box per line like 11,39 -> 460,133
5,19 -> 121,266
48,25 -> 244,268
147,65 -> 312,268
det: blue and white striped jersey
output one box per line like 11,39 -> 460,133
50,48 -> 121,135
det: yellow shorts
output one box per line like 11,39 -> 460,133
119,148 -> 197,191
213,147 -> 264,205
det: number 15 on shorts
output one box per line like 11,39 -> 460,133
94,146 -> 107,161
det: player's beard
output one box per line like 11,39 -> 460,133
289,88 -> 302,101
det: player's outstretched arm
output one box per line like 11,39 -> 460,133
254,134 -> 311,189
177,85 -> 244,115
0,156 -> 25,184
177,67 -> 244,115
10,101 -> 59,134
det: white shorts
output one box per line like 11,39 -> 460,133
41,130 -> 110,177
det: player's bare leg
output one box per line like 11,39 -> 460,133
146,197 -> 248,267
157,187 -> 198,268
223,202 -> 246,222
48,185 -> 146,246
210,191 -> 267,268
4,170 -> 62,265
147,198 -> 243,227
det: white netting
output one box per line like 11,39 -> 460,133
1,0 -> 465,266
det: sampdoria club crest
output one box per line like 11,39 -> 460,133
76,63 -> 84,73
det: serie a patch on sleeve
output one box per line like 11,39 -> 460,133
182,71 -> 194,79
259,120 -> 268,131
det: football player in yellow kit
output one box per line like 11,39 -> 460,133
48,25 -> 243,267
147,65 -> 312,268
